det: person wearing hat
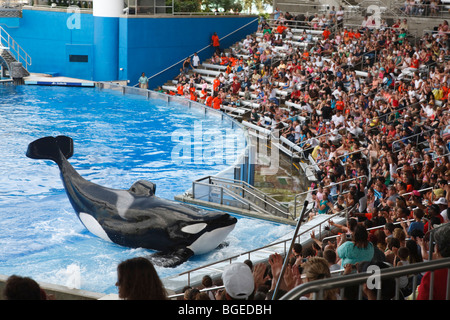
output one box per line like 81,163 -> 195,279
433,188 -> 445,199
424,204 -> 444,234
434,197 -> 449,223
220,262 -> 255,300
407,190 -> 426,211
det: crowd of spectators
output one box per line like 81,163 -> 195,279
400,0 -> 450,16
159,7 -> 450,301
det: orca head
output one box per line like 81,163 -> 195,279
182,213 -> 237,255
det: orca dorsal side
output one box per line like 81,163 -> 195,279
129,180 -> 156,197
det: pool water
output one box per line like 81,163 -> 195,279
0,85 -> 294,295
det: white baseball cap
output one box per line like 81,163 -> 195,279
222,263 -> 254,299
434,197 -> 448,205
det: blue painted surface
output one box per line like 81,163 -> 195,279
120,16 -> 258,89
2,9 -> 258,83
0,17 -> 20,28
93,16 -> 119,81
2,10 -> 94,77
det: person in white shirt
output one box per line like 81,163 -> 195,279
331,110 -> 345,128
336,6 -> 344,28
192,52 -> 200,68
332,86 -> 344,99
294,120 -> 301,141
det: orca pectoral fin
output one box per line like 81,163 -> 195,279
147,247 -> 194,268
215,241 -> 230,250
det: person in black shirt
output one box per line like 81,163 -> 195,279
321,103 -> 333,121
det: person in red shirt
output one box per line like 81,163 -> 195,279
411,54 -> 420,69
212,94 -> 222,110
211,32 -> 220,53
335,99 -> 345,112
276,23 -> 287,35
199,89 -> 208,103
177,83 -> 184,96
213,76 -> 221,92
220,55 -> 229,66
231,78 -> 241,96
188,83 -> 196,94
302,51 -> 309,61
205,95 -> 213,107
348,30 -> 355,39
417,223 -> 450,300
322,27 -> 331,40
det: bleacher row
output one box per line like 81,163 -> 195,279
160,15 -> 442,186
161,22 -> 374,181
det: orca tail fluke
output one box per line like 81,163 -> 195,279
26,135 -> 74,163
147,247 -> 194,268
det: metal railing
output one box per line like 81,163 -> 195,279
280,257 -> 450,300
0,26 -> 32,70
321,218 -> 415,243
390,126 -> 441,153
141,17 -> 258,87
192,175 -> 291,219
173,207 -> 347,287
0,0 -> 25,8
125,0 -> 173,15
292,175 -> 368,219
281,222 -> 450,300
391,3 -> 450,18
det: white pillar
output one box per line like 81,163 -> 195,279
92,0 -> 123,81
93,0 -> 123,18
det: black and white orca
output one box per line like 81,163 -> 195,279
26,136 -> 237,267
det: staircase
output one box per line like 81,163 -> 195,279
0,26 -> 31,82
185,176 -> 294,222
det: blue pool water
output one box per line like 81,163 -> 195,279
0,85 -> 293,294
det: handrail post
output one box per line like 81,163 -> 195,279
272,201 -> 310,300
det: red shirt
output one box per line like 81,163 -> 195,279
213,79 -> 220,91
212,97 -> 222,110
206,96 -> 213,107
211,34 -> 220,47
276,25 -> 287,34
231,81 -> 241,94
417,269 -> 449,300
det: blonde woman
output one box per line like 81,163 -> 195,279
300,257 -> 339,300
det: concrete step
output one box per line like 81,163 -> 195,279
0,49 -> 30,78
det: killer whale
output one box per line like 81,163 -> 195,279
26,136 -> 237,267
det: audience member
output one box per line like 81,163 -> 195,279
3,275 -> 46,300
116,257 -> 168,300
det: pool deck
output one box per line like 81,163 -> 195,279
24,73 -> 96,87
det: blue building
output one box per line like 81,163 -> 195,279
0,1 -> 258,88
